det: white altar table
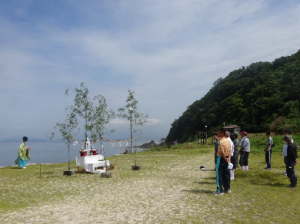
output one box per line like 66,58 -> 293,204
76,155 -> 110,174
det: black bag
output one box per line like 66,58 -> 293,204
271,142 -> 275,148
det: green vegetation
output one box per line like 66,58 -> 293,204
1,134 -> 299,223
167,49 -> 300,143
241,132 -> 300,154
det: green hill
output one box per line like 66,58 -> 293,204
167,50 -> 300,143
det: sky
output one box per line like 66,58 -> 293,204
0,0 -> 300,142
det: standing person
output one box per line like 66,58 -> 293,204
213,128 -> 232,195
214,136 -> 220,170
283,130 -> 293,175
283,135 -> 298,188
239,131 -> 250,171
264,131 -> 273,170
233,134 -> 239,168
17,136 -> 31,169
225,131 -> 235,180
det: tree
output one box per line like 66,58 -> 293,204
53,83 -> 116,173
118,90 -> 148,154
90,95 -> 115,155
72,82 -> 93,143
70,83 -> 115,153
54,105 -> 79,171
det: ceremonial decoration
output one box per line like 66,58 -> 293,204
53,83 -> 148,175
71,136 -> 137,157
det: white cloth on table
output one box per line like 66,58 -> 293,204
76,155 -> 109,173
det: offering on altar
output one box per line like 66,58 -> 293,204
79,150 -> 87,157
90,149 -> 98,155
79,138 -> 92,156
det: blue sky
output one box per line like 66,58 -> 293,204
0,0 -> 300,142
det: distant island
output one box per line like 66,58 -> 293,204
0,136 -> 60,143
139,140 -> 159,148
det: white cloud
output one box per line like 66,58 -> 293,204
0,0 -> 300,141
147,118 -> 162,125
110,118 -> 161,126
110,118 -> 129,125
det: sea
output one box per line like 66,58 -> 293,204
0,140 -> 149,168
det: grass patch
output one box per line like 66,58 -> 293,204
0,139 -> 299,223
247,132 -> 300,154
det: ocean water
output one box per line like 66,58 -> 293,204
0,141 -> 147,167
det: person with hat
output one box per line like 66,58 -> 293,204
283,135 -> 298,188
239,131 -> 250,171
16,136 -> 31,169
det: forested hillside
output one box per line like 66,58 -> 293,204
167,50 -> 300,143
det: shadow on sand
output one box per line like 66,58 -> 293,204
182,189 -> 213,194
250,182 -> 287,187
194,181 -> 215,185
11,167 -> 22,169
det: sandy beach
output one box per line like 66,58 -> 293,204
0,152 -> 219,223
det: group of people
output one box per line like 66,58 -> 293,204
14,133 -> 299,190
213,128 -> 298,195
260,130 -> 298,188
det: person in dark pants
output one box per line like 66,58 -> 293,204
283,135 -> 299,188
232,134 -> 239,168
239,131 -> 250,171
213,128 -> 232,195
283,130 -> 293,175
214,136 -> 220,170
264,131 -> 273,170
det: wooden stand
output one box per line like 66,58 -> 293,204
110,164 -> 117,170
100,172 -> 112,178
77,166 -> 87,174
63,170 -> 74,176
132,165 -> 141,170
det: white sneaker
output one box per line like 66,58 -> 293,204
22,167 -> 26,169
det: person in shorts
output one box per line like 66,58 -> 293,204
239,131 -> 250,171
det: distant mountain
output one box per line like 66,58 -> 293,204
167,49 -> 300,143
